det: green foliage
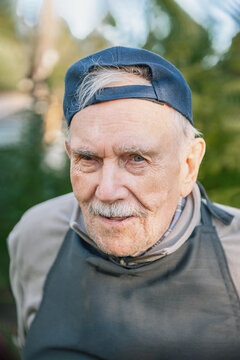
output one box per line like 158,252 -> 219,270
193,33 -> 240,206
146,0 -> 212,66
0,111 -> 71,289
0,6 -> 27,91
0,327 -> 20,360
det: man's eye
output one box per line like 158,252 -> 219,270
132,155 -> 144,162
82,155 -> 93,161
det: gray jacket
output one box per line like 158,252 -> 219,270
7,183 -> 240,348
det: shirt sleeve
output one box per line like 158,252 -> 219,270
8,220 -> 26,348
7,193 -> 75,348
213,204 -> 240,297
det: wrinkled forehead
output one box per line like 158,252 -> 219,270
69,97 -> 181,151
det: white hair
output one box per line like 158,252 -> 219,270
76,66 -> 201,143
78,65 -> 152,110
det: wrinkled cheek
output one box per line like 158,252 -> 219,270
70,167 -> 92,200
146,168 -> 181,206
140,178 -> 169,208
69,170 -> 80,196
69,166 -> 78,185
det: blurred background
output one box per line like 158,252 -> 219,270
0,0 -> 239,357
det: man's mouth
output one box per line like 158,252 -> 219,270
99,215 -> 133,222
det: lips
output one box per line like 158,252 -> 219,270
100,215 -> 132,222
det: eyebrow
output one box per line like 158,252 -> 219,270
71,148 -> 99,157
70,145 -> 160,159
114,145 -> 156,157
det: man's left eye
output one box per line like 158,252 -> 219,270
132,155 -> 144,162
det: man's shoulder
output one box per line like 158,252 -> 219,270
214,202 -> 240,217
213,202 -> 240,233
213,202 -> 240,296
20,192 -> 76,225
7,193 -> 78,347
8,192 -> 77,261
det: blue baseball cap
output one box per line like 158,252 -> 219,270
63,46 -> 193,126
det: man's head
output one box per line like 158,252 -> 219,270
64,47 -> 205,257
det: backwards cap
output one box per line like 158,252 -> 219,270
63,46 -> 192,126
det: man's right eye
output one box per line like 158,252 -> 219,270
72,155 -> 100,173
82,155 -> 94,161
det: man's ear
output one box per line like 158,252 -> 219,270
65,140 -> 71,159
180,137 -> 206,197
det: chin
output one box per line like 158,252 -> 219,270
93,235 -> 141,257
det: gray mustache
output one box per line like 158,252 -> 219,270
88,201 -> 147,218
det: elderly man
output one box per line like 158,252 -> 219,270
8,47 -> 240,359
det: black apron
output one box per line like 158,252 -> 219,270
24,188 -> 240,360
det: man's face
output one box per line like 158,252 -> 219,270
67,99 -> 186,257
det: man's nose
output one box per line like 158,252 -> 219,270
95,163 -> 128,202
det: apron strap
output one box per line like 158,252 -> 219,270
200,201 -> 213,226
197,182 -> 234,225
